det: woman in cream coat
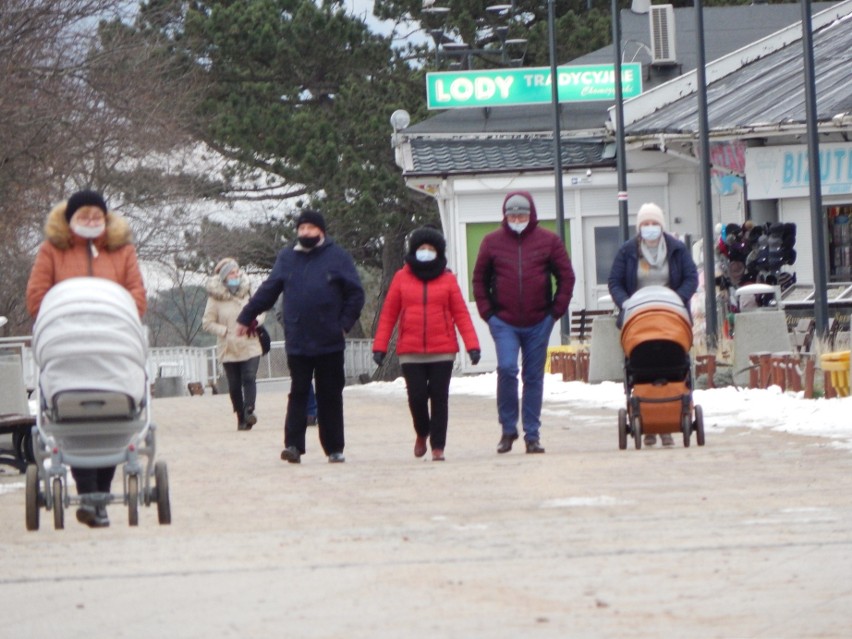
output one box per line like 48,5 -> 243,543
202,258 -> 265,431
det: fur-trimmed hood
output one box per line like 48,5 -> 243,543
206,274 -> 251,301
44,201 -> 134,251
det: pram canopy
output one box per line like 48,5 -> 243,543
621,286 -> 693,358
33,277 -> 148,409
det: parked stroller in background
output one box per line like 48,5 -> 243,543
617,286 -> 705,450
25,278 -> 171,530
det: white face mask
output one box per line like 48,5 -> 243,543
415,249 -> 437,262
640,225 -> 662,242
508,221 -> 528,234
72,223 -> 105,239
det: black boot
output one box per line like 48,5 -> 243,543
237,412 -> 248,431
244,406 -> 257,429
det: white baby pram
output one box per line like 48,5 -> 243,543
25,277 -> 171,530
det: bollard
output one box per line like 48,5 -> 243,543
695,354 -> 717,389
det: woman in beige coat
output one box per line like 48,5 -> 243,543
202,258 -> 265,430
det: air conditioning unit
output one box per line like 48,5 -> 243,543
649,4 -> 677,65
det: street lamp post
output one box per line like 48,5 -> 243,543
695,0 -> 719,350
611,0 -> 629,244
547,0 -> 569,342
800,0 -> 829,338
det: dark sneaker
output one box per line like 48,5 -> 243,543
414,436 -> 428,458
328,452 -> 345,463
237,421 -> 248,431
525,440 -> 545,454
306,415 -> 318,427
76,505 -> 109,528
94,506 -> 110,527
244,409 -> 257,428
431,449 -> 445,461
643,434 -> 657,446
660,434 -> 674,447
280,446 -> 302,463
497,434 -> 518,454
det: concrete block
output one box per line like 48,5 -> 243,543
732,311 -> 792,385
0,355 -> 29,415
153,376 -> 187,398
588,316 -> 625,383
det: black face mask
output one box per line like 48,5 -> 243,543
297,235 -> 320,249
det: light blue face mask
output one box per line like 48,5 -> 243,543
416,249 -> 437,262
226,278 -> 240,289
640,225 -> 662,241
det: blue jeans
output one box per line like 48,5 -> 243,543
488,315 -> 555,442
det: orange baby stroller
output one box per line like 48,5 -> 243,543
617,286 -> 705,449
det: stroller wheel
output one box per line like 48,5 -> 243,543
154,461 -> 171,525
128,475 -> 140,527
633,416 -> 643,450
52,478 -> 64,530
25,465 -> 40,531
618,409 -> 628,450
695,405 -> 706,446
682,413 -> 692,448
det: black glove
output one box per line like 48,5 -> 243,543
372,351 -> 386,366
468,349 -> 481,365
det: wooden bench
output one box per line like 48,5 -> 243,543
569,308 -> 613,344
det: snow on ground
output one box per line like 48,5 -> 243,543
357,372 -> 852,451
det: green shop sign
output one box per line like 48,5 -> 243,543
426,63 -> 642,109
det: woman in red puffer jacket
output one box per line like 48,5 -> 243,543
372,226 -> 480,461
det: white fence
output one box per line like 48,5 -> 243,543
0,336 -> 378,391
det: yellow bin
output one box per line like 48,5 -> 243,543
820,350 -> 851,397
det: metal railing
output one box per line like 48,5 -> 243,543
1,336 -> 378,390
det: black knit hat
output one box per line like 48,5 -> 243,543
408,226 -> 446,257
295,209 -> 326,233
65,190 -> 107,222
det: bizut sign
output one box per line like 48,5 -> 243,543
426,64 -> 642,109
746,143 -> 852,199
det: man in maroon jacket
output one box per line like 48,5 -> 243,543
473,191 -> 575,454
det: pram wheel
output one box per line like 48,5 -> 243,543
695,405 -> 705,446
618,409 -> 628,450
681,412 -> 692,448
633,416 -> 643,450
127,475 -> 139,526
154,461 -> 171,525
52,477 -> 64,530
25,465 -> 40,531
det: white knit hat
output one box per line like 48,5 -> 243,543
636,202 -> 665,229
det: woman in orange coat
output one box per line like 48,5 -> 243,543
372,226 -> 480,461
26,190 -> 146,527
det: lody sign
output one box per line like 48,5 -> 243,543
426,64 -> 642,109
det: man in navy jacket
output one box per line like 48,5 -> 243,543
237,210 -> 364,464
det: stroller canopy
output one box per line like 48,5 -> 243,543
33,278 -> 148,407
621,286 -> 693,357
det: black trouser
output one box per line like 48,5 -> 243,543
285,351 -> 345,455
71,466 -> 116,494
401,361 -> 454,451
223,356 -> 260,421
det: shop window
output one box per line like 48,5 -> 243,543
594,226 -> 621,285
828,205 -> 852,281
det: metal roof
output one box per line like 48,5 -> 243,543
407,137 -> 610,177
624,11 -> 852,138
403,3 -> 837,137
398,3 -> 842,177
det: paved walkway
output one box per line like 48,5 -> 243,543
1,383 -> 851,638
